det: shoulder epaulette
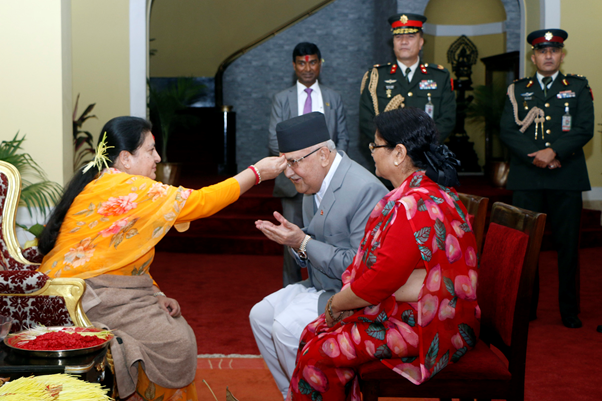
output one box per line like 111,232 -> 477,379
373,63 -> 391,69
565,73 -> 588,80
512,76 -> 530,83
423,63 -> 449,72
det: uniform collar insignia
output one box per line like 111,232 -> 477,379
390,64 -> 398,74
420,64 -> 427,74
562,79 -> 569,86
526,80 -> 534,88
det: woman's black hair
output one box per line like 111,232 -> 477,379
374,107 -> 439,170
38,116 -> 152,255
374,108 -> 460,187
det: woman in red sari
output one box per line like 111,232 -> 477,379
287,108 -> 481,400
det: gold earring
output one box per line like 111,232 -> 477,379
394,162 -> 399,166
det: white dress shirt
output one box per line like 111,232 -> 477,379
397,59 -> 420,83
536,71 -> 559,90
314,152 -> 342,209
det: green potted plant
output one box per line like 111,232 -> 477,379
148,77 -> 206,184
466,79 -> 509,187
72,94 -> 97,171
0,133 -> 62,244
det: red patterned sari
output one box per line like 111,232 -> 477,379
288,171 -> 481,400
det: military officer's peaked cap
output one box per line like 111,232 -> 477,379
388,13 -> 427,35
527,29 -> 568,49
276,112 -> 330,153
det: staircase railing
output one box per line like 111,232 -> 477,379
214,0 -> 335,107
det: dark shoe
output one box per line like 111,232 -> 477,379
561,315 -> 582,329
597,325 -> 602,333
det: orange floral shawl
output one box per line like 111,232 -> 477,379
39,168 -> 239,280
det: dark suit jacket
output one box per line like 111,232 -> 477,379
268,83 -> 350,198
500,73 -> 594,191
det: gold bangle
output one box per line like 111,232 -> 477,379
327,295 -> 344,323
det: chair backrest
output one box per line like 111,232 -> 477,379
0,161 -> 38,271
458,193 -> 489,257
477,202 -> 546,374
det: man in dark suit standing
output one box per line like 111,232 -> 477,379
359,12 -> 456,160
500,29 -> 594,329
268,42 -> 349,286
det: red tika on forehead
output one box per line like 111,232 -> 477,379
305,55 -> 310,62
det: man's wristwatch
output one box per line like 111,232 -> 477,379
298,235 -> 311,260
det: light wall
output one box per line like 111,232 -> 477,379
0,1 -> 72,185
149,0 -> 326,77
71,0 -> 131,152
425,0 -> 506,24
560,0 -> 602,188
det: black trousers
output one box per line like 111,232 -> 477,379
513,190 -> 582,317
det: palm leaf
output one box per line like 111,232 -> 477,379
148,77 -> 206,161
0,133 -> 63,218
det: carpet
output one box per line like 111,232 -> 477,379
154,247 -> 602,400
151,253 -> 283,355
195,357 -> 282,401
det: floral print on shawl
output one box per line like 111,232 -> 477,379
288,171 -> 480,401
39,169 -> 193,280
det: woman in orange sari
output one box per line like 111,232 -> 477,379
38,116 -> 286,401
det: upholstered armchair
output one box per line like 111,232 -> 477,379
0,160 -> 91,332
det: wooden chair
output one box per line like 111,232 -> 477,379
358,202 -> 547,401
458,192 -> 489,257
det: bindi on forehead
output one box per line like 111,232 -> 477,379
305,55 -> 310,62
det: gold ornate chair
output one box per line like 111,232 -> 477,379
0,160 -> 91,331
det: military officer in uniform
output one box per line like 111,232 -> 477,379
359,12 -> 456,164
499,29 -> 594,329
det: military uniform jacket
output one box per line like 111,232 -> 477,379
499,73 -> 594,191
359,60 -> 456,142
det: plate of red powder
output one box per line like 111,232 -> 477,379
4,326 -> 113,358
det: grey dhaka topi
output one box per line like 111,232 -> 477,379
276,112 -> 330,153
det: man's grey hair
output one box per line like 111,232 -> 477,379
322,139 -> 336,151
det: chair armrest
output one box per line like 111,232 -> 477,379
0,271 -> 49,293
